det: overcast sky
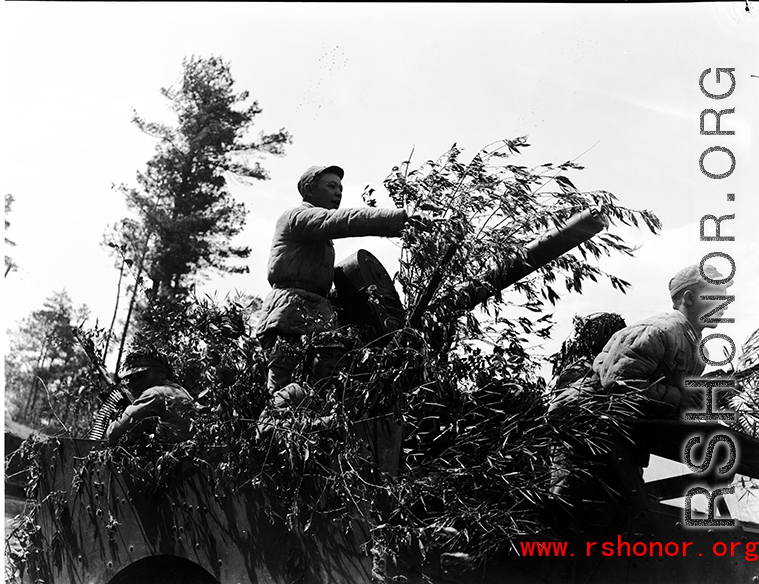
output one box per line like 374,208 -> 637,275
2,3 -> 758,368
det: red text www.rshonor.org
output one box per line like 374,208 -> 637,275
519,537 -> 759,561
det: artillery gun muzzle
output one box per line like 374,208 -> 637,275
442,207 -> 609,313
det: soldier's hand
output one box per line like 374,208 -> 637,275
417,203 -> 443,214
406,213 -> 437,232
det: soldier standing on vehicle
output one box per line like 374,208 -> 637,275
106,350 -> 196,446
256,164 -> 428,394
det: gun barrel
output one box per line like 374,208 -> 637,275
444,208 -> 609,312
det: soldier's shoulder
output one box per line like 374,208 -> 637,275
144,383 -> 192,400
646,311 -> 689,332
626,311 -> 685,332
599,313 -> 682,349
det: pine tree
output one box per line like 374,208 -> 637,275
115,55 -> 291,302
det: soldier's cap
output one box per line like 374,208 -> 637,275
118,352 -> 170,379
669,263 -> 733,299
297,165 -> 344,198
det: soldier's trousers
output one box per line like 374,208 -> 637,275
259,333 -> 306,395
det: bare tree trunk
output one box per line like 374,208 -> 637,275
23,337 -> 49,420
104,257 -> 126,357
116,234 -> 151,373
116,269 -> 143,374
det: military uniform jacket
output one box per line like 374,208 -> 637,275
592,311 -> 706,418
256,202 -> 407,339
106,382 -> 195,445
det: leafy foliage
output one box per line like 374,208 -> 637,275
346,139 -> 661,569
709,327 -> 759,439
131,292 -> 263,400
549,312 -> 628,379
384,139 -> 659,340
8,138 -> 664,580
5,436 -> 45,584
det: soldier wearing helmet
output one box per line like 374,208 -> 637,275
106,349 -> 196,446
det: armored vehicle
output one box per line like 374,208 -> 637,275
9,209 -> 759,584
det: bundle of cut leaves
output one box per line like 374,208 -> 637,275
351,139 -> 661,572
366,321 -> 644,573
549,312 -> 627,381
